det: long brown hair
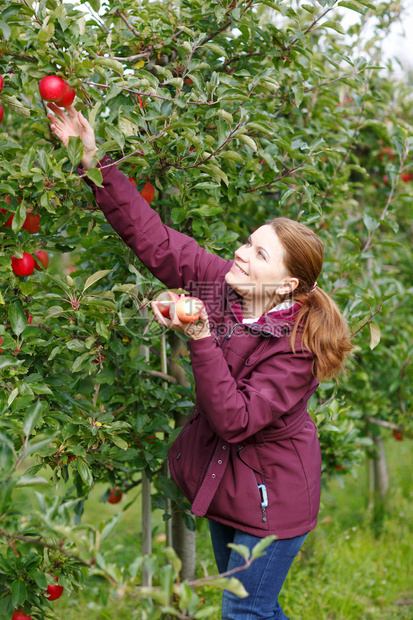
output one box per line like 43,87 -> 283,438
269,217 -> 353,380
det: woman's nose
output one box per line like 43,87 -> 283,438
234,246 -> 248,261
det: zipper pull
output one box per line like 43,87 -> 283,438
258,484 -> 268,523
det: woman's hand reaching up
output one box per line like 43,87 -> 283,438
46,103 -> 97,169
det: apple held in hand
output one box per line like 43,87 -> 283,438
45,576 -> 64,601
11,252 -> 36,277
155,290 -> 180,318
171,296 -> 205,323
140,182 -> 156,203
108,487 -> 123,504
34,249 -> 49,270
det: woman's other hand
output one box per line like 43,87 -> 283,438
151,298 -> 211,341
46,103 -> 97,169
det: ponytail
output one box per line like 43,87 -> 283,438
289,287 -> 353,381
268,217 -> 353,380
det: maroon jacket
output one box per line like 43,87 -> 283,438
81,155 -> 322,539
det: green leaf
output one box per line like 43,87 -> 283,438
369,322 -> 381,350
23,400 -> 44,437
237,134 -> 258,152
86,167 -> 103,187
8,302 -> 27,336
11,579 -> 27,608
251,535 -> 277,559
207,577 -> 248,598
219,151 -> 244,163
45,305 -> 66,319
338,1 -> 366,12
67,136 -> 84,168
227,543 -> 250,561
82,270 -> 112,294
100,513 -> 122,544
217,109 -> 233,124
76,459 -> 94,487
164,546 -> 182,575
203,42 -> 228,58
112,436 -> 128,450
320,20 -> 345,34
95,57 -> 124,74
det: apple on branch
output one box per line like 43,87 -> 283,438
11,252 -> 36,277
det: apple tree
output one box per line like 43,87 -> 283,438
0,0 -> 412,617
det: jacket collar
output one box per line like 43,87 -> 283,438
224,282 -> 301,337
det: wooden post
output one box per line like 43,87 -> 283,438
160,331 -> 173,548
169,333 -> 196,581
140,307 -> 152,586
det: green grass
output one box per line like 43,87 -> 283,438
47,436 -> 413,619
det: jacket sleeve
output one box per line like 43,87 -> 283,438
188,335 -> 317,443
79,156 -> 228,290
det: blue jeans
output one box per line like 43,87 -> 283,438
209,520 -> 308,619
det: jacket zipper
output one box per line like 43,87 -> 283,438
237,445 -> 268,523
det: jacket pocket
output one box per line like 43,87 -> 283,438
238,446 -> 269,524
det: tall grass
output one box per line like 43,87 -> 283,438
51,436 -> 412,619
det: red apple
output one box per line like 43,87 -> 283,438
401,172 -> 413,182
0,337 -> 4,353
45,576 -> 64,601
1,207 -> 13,227
393,429 -> 403,441
39,75 -> 66,102
56,82 -> 76,107
171,296 -> 205,323
1,196 -> 22,227
108,487 -> 122,504
155,290 -> 180,318
0,104 -> 3,124
378,146 -> 394,161
11,252 -> 36,277
0,74 -> 3,94
12,611 -> 32,620
34,249 -> 49,270
383,174 -> 389,186
128,177 -> 137,187
22,213 -> 40,234
140,182 -> 155,203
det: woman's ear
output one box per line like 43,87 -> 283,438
276,278 -> 299,295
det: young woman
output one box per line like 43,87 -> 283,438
47,103 -> 353,620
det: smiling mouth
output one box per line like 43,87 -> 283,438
233,263 -> 248,276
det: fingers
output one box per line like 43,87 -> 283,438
47,102 -> 68,121
150,301 -> 170,327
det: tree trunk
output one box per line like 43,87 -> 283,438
169,332 -> 196,581
368,429 -> 389,536
373,432 -> 389,500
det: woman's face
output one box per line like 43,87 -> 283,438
224,225 -> 299,316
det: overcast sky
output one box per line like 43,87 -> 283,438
342,1 -> 413,75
